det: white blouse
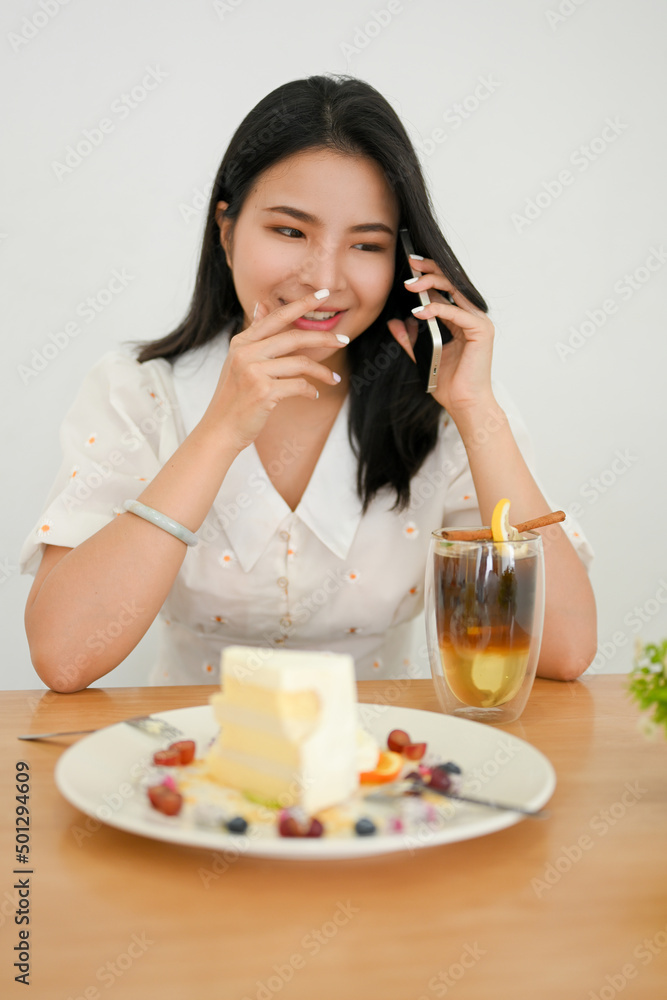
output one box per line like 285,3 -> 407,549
20,333 -> 593,684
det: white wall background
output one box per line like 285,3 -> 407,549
1,0 -> 665,691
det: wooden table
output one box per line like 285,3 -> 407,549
1,676 -> 665,999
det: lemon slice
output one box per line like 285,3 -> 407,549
491,498 -> 512,542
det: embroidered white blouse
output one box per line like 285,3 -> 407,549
20,333 -> 593,684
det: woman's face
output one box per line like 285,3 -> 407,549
216,148 -> 400,361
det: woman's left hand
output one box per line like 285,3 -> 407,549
386,256 -> 496,419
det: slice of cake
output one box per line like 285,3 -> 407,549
205,646 -> 359,814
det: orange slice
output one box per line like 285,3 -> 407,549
491,497 -> 511,542
359,750 -> 404,784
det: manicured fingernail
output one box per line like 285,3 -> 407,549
315,390 -> 319,399
411,305 -> 426,314
404,276 -> 420,285
253,302 -> 259,319
336,334 -> 350,344
332,372 -> 342,383
314,288 -> 330,300
409,254 -> 424,261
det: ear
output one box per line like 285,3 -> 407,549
215,200 -> 233,268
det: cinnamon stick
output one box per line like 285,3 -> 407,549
440,510 -> 566,542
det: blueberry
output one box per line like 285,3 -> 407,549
405,771 -> 424,783
436,762 -> 462,775
355,817 -> 377,837
226,815 -> 248,834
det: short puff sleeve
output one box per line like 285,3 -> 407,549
19,351 -> 183,576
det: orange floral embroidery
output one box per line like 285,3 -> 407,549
84,434 -> 96,446
220,550 -> 234,566
36,520 -> 53,539
404,522 -> 418,539
346,570 -> 359,583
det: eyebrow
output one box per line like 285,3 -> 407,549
263,205 -> 395,236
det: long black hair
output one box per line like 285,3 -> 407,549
136,75 -> 488,510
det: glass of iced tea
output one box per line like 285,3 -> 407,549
425,530 -> 545,723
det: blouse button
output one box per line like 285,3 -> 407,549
280,616 -> 292,628
277,576 -> 288,588
279,530 -> 289,541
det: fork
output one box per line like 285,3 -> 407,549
17,714 -> 184,742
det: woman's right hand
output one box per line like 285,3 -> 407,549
200,289 -> 348,452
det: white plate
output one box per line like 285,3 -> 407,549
55,704 -> 556,860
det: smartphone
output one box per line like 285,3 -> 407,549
399,229 -> 453,393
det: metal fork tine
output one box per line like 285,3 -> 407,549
18,714 -> 184,742
124,716 -> 184,741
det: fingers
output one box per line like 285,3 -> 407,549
255,327 -> 348,361
387,318 -> 418,363
242,289 -> 332,343
262,354 -> 343,388
405,256 -> 482,313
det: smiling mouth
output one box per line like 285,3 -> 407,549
279,298 -> 346,321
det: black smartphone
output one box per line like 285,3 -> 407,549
398,229 -> 453,393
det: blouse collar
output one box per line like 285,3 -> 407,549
171,333 -> 363,572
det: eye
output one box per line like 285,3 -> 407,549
353,243 -> 385,252
274,227 -> 304,239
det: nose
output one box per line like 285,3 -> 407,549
296,237 -> 346,294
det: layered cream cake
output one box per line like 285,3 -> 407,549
205,646 -> 360,814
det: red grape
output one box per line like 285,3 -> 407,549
403,742 -> 427,761
387,729 -> 411,753
428,769 -> 452,794
169,740 -> 196,765
147,784 -> 183,816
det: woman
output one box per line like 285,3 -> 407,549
21,75 -> 596,691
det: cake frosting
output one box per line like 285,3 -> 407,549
206,646 -> 360,814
